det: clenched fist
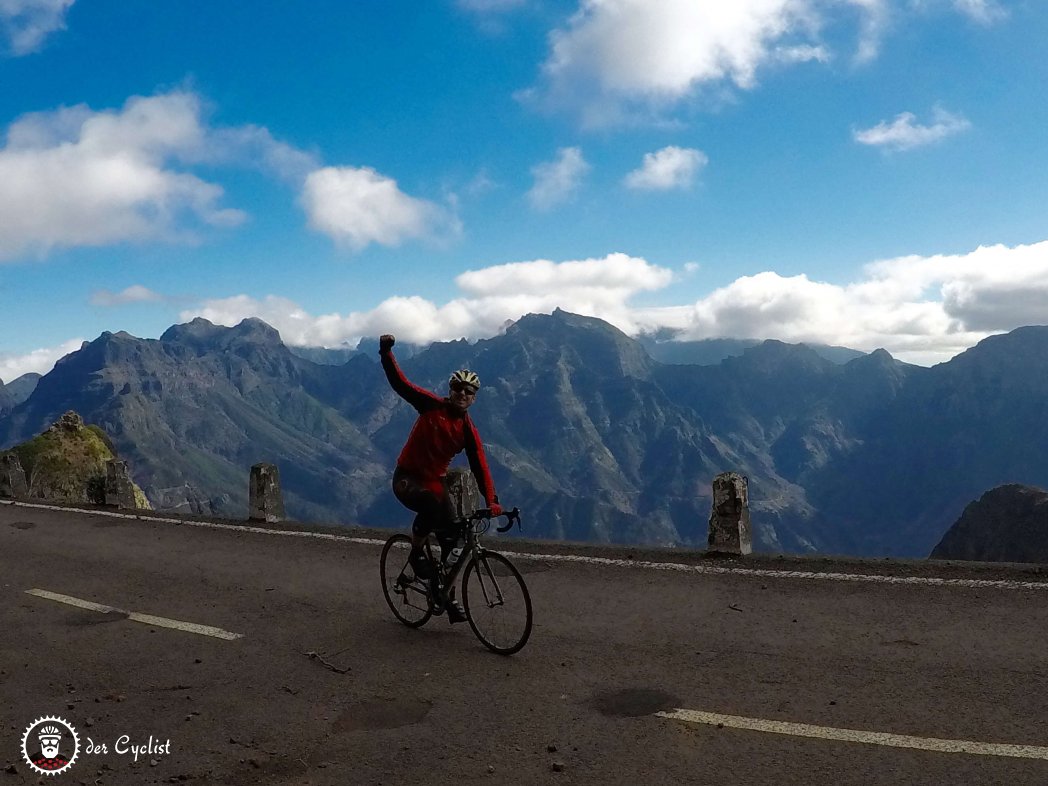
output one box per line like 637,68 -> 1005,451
379,334 -> 395,353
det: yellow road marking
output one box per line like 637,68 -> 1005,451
25,588 -> 242,640
656,709 -> 1048,760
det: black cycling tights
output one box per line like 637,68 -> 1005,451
392,467 -> 454,546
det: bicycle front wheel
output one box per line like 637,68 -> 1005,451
462,550 -> 533,655
380,534 -> 433,628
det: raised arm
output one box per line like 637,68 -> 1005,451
379,334 -> 441,413
464,416 -> 500,512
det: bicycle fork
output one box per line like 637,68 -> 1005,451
472,551 -> 506,609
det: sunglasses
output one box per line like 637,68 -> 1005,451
450,383 -> 478,395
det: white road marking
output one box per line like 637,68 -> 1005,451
25,588 -> 242,640
5,499 -> 1048,591
657,708 -> 1048,760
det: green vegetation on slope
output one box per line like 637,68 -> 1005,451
8,411 -> 150,508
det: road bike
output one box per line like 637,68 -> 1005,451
380,507 -> 533,655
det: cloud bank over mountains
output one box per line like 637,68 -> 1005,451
6,237 -> 1048,380
147,241 -> 1046,370
0,337 -> 83,382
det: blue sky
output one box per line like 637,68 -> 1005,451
2,0 -> 1047,380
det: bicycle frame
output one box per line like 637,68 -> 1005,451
426,516 -> 484,592
424,508 -> 520,602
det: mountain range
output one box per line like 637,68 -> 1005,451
0,372 -> 40,416
2,310 -> 1046,558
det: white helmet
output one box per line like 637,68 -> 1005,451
449,369 -> 480,389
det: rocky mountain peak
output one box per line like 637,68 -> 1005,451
51,329 -> 144,373
729,339 -> 832,375
841,346 -> 910,382
5,373 -> 41,405
230,317 -> 283,344
161,317 -> 286,355
48,410 -> 85,433
160,316 -> 221,345
505,309 -> 652,379
949,325 -> 1048,372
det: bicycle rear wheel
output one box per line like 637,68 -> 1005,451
462,550 -> 533,655
380,534 -> 433,628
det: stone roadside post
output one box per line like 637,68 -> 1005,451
707,471 -> 752,555
105,460 -> 137,509
0,453 -> 28,498
444,467 -> 480,520
249,463 -> 286,523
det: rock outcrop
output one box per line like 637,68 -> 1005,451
3,411 -> 150,508
931,484 -> 1048,563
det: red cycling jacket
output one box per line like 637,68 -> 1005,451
381,348 -> 498,504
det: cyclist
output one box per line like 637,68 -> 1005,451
379,333 -> 502,623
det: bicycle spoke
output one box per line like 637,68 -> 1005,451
380,534 -> 433,628
462,551 -> 533,655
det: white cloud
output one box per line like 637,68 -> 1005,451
0,89 -> 330,261
89,285 -> 164,307
543,0 -> 814,95
208,125 -> 318,185
301,166 -> 460,251
853,106 -> 971,151
0,91 -> 256,260
181,253 -> 672,346
670,241 -> 1048,364
0,89 -> 460,261
173,241 -> 1048,368
462,169 -> 497,198
524,0 -> 888,124
951,0 -> 1006,24
18,242 -> 1048,376
0,336 -> 83,381
0,0 -> 73,56
775,43 -> 830,64
524,1 -> 997,124
457,252 -> 671,298
866,243 -> 1048,333
624,146 -> 708,190
526,147 -> 589,210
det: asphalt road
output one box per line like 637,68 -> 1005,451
2,500 -> 1048,785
